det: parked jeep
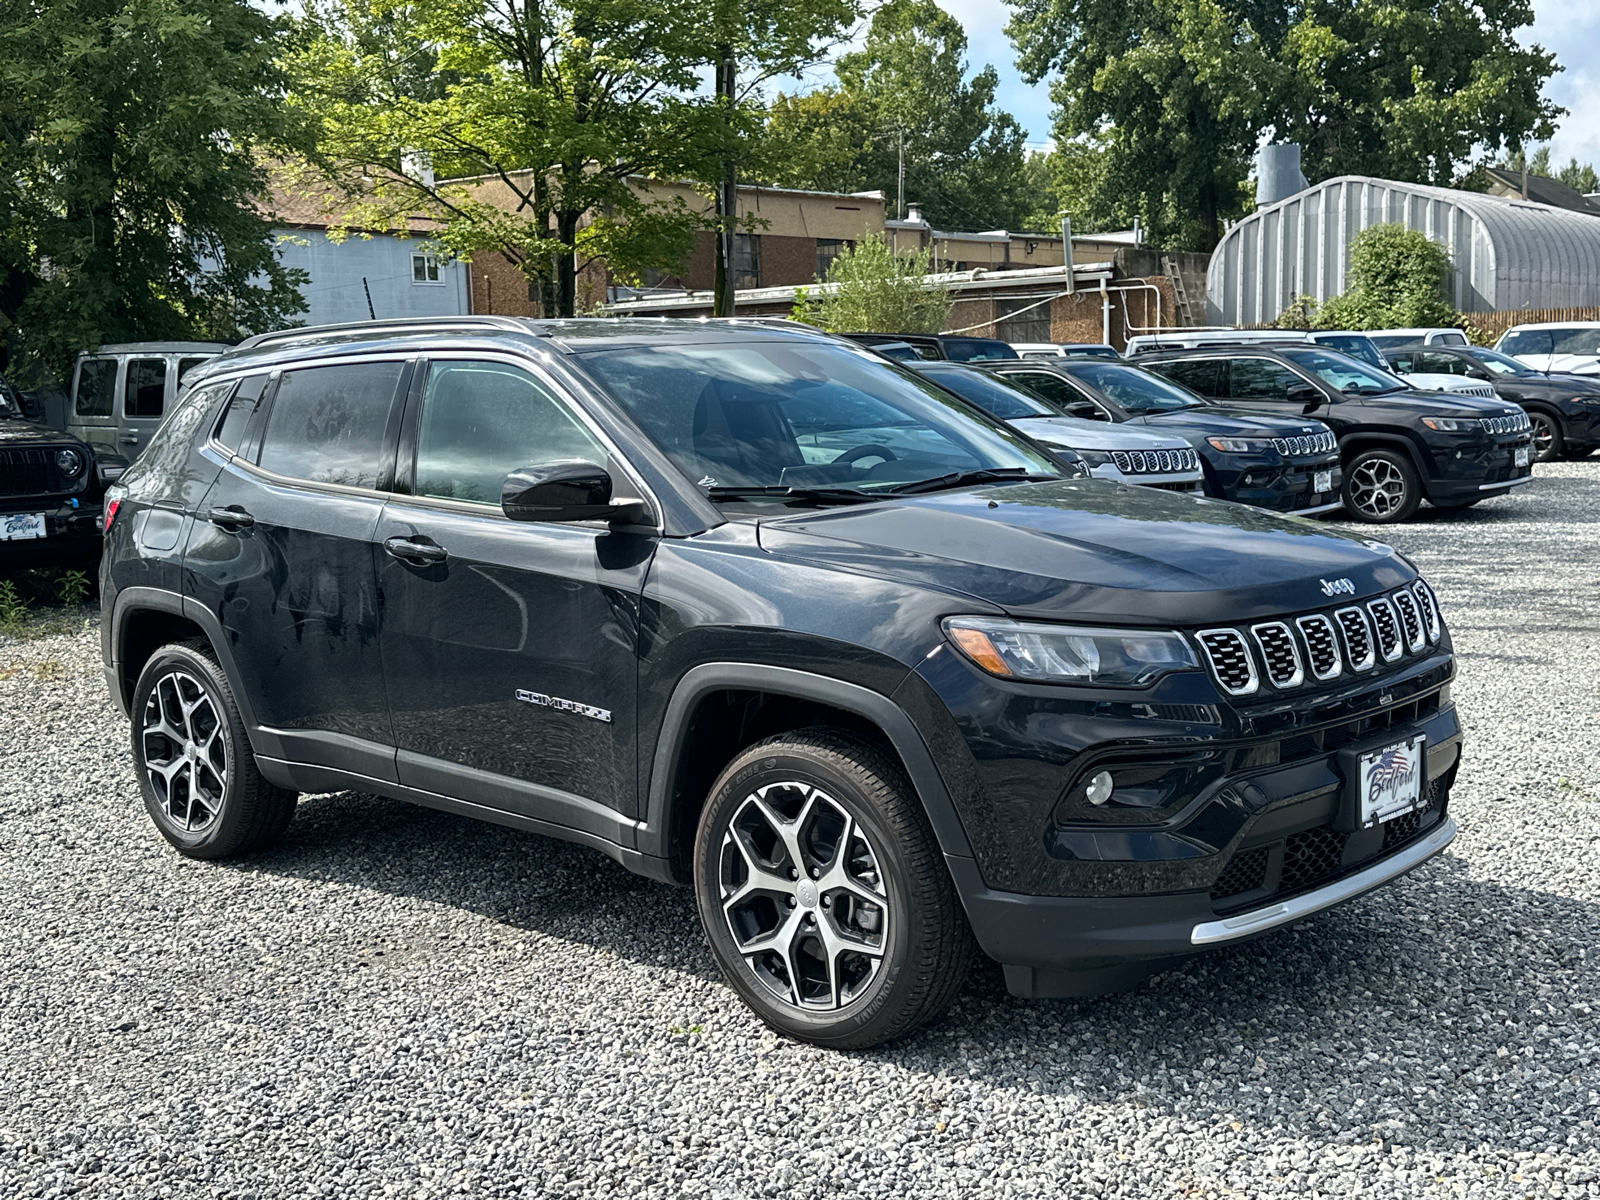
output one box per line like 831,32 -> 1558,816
0,361 -> 115,571
69,342 -> 227,461
103,317 -> 1462,1047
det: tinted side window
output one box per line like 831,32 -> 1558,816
1228,359 -> 1298,401
1435,331 -> 1468,346
1388,352 -> 1417,373
1002,370 -> 1099,415
76,359 -> 118,417
257,362 -> 404,488
177,357 -> 211,382
213,374 -> 273,452
1153,359 -> 1221,396
414,361 -> 607,505
126,358 -> 168,418
1418,352 -> 1468,376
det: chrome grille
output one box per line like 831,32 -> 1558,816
1392,591 -> 1425,651
1271,431 -> 1337,457
1193,585 -> 1443,697
1368,598 -> 1403,661
1197,629 -> 1258,696
1110,448 -> 1198,475
1250,622 -> 1304,688
1334,606 -> 1376,671
1482,411 -> 1531,435
1412,582 -> 1441,642
1295,614 -> 1342,680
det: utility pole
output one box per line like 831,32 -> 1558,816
712,38 -> 738,318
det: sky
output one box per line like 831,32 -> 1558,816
920,0 -> 1600,171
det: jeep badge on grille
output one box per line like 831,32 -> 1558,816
1319,577 -> 1356,597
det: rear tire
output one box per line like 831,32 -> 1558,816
130,640 -> 298,859
1341,449 -> 1422,523
1528,411 -> 1564,462
693,728 -> 975,1049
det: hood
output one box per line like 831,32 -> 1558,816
0,418 -> 89,449
1137,407 -> 1327,437
1009,415 -> 1192,453
1401,373 -> 1494,394
756,479 -> 1412,626
1368,390 -> 1521,418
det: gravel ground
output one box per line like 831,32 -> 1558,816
2,464 -> 1598,1200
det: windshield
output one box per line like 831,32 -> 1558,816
941,338 -> 1019,362
917,366 -> 1056,420
1058,362 -> 1204,413
1501,327 -> 1600,357
1280,348 -> 1403,395
1312,335 -> 1387,370
576,340 -> 1063,496
1467,348 -> 1536,376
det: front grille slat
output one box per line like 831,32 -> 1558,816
1368,598 -> 1403,661
1391,591 -> 1425,651
0,449 -> 54,497
1334,606 -> 1375,671
1197,629 -> 1258,696
1412,582 -> 1441,642
1295,613 -> 1341,679
1250,621 -> 1304,689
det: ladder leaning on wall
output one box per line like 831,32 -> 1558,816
1161,256 -> 1196,328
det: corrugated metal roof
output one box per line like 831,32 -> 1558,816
1207,175 -> 1600,326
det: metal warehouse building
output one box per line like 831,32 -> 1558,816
1207,174 -> 1600,326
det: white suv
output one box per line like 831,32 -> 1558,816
1497,323 -> 1600,377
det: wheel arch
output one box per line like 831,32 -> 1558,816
642,664 -> 976,884
111,588 -> 258,730
1338,431 -> 1427,475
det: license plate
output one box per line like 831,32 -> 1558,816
1314,470 -> 1333,493
1514,447 -> 1530,467
1356,736 -> 1425,827
0,513 -> 46,541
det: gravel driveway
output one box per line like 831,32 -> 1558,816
3,465 -> 1598,1200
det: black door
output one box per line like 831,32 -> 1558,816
375,356 -> 655,833
182,358 -> 409,778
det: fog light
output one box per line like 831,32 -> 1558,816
1085,770 -> 1114,806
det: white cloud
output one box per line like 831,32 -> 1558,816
1527,0 -> 1600,169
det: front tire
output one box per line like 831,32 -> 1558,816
1528,411 -> 1563,462
694,729 -> 975,1049
131,640 -> 298,859
1342,449 -> 1421,523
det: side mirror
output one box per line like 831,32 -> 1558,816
1287,384 -> 1321,409
501,461 -> 644,524
1469,368 -> 1493,381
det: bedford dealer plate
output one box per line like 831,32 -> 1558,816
1357,735 -> 1425,827
1514,447 -> 1531,468
1314,469 -> 1333,494
0,513 -> 46,541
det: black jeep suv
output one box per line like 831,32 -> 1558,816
1140,345 -> 1534,522
0,365 -> 111,570
1382,343 -> 1600,463
101,317 -> 1462,1048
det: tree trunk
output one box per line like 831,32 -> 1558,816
556,209 -> 581,316
712,43 -> 737,318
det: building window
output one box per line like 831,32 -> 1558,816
412,253 -> 443,284
815,238 -> 853,281
733,233 -> 761,290
996,297 -> 1051,344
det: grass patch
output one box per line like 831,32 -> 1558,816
0,567 -> 98,642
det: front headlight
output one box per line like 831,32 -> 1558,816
1206,436 -> 1271,453
54,448 -> 84,477
1070,449 -> 1113,468
1420,417 -> 1483,432
943,616 -> 1198,686
1572,395 -> 1600,407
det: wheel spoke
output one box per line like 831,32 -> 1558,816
140,670 -> 226,835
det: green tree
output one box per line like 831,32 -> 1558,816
768,0 -> 1033,233
1277,0 -> 1561,185
791,234 -> 951,332
1559,159 -> 1600,197
0,0 -> 309,383
1008,0 -> 1272,252
1312,224 -> 1463,331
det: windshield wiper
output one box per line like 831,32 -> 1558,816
885,467 -> 1058,495
704,485 -> 876,506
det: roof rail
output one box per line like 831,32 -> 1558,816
236,315 -> 540,350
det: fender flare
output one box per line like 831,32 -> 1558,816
1338,430 -> 1428,476
109,587 -> 261,732
640,662 -> 977,864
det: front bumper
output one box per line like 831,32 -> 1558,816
1424,433 -> 1534,502
1205,452 -> 1343,514
0,498 -> 104,569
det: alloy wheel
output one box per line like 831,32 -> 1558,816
140,671 -> 228,833
1530,413 -> 1559,460
1349,457 -> 1409,519
718,781 -> 891,1011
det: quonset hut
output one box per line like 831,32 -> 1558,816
1206,174 -> 1600,326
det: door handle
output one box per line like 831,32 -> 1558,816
384,535 -> 447,563
119,435 -> 140,445
208,506 -> 255,530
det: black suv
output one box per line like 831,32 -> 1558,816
0,364 -> 111,570
101,317 -> 1462,1048
978,358 -> 1344,516
1382,344 -> 1600,463
1140,345 -> 1534,522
